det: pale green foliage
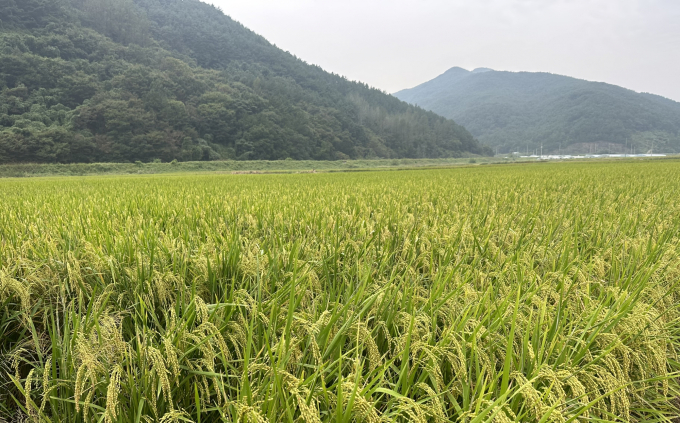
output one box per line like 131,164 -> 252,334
1,161 -> 680,422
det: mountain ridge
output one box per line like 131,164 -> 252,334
395,67 -> 680,154
0,0 -> 492,163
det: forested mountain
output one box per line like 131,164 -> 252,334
0,0 -> 491,163
395,67 -> 680,155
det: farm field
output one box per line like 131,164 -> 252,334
1,161 -> 680,422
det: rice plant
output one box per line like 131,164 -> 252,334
1,160 -> 680,422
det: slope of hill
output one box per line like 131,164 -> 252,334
0,0 -> 491,163
395,68 -> 680,154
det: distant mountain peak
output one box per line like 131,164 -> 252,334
441,67 -> 493,76
394,68 -> 680,155
442,67 -> 470,75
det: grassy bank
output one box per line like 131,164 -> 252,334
0,158 -> 496,178
2,156 -> 679,178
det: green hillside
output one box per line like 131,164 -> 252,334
395,67 -> 680,155
0,0 -> 492,163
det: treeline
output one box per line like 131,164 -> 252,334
0,0 -> 491,163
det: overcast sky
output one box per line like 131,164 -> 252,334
209,0 -> 680,102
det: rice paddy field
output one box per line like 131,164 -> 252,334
2,160 -> 680,422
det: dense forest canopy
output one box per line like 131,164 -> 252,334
395,67 -> 680,155
0,0 -> 492,163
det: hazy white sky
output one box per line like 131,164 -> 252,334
209,0 -> 680,101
